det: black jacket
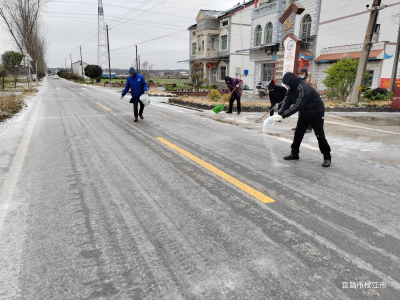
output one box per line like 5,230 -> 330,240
278,72 -> 324,119
269,85 -> 287,104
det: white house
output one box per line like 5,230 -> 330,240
72,61 -> 89,78
246,0 -> 399,90
313,0 -> 400,90
188,1 -> 256,89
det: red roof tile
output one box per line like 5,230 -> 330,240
315,50 -> 383,62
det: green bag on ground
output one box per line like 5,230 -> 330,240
212,104 -> 224,114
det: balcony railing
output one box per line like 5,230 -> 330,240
254,2 -> 277,17
196,50 -> 218,59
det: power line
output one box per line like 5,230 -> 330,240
110,29 -> 187,52
42,12 -> 187,28
110,0 -> 168,29
47,0 -> 194,19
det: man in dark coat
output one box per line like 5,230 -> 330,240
278,72 -> 331,167
267,80 -> 287,117
225,76 -> 243,114
121,67 -> 148,122
292,67 -> 317,133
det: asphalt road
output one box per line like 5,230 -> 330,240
0,78 -> 399,300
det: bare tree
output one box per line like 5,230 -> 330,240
0,0 -> 49,77
141,60 -> 154,81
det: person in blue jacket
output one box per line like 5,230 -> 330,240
121,67 -> 148,122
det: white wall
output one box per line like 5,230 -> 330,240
229,5 -> 255,88
381,44 -> 397,79
316,1 -> 399,58
314,60 -> 383,91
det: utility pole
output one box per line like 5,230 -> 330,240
35,61 -> 38,85
70,54 -> 73,75
65,58 -> 67,72
80,46 -> 84,78
390,21 -> 400,92
138,55 -> 141,73
106,24 -> 112,83
350,0 -> 384,104
135,45 -> 138,70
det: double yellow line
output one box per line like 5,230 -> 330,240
157,137 -> 275,204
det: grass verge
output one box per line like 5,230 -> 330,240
0,94 -> 25,122
174,96 -> 271,107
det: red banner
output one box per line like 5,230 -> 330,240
380,78 -> 400,89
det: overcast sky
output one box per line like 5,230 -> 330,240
0,0 -> 245,70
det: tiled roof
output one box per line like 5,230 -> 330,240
315,50 -> 384,62
200,10 -> 223,18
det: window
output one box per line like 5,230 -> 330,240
220,66 -> 227,80
221,35 -> 228,50
192,43 -> 197,55
222,20 -> 228,27
202,40 -> 204,51
255,25 -> 262,46
262,63 -> 275,82
265,22 -> 273,44
300,14 -> 312,38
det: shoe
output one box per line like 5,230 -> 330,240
322,155 -> 331,167
237,112 -> 240,115
284,152 -> 299,160
225,111 -> 232,114
306,128 -> 312,133
139,115 -> 144,119
134,117 -> 138,122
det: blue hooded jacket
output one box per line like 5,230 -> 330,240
122,67 -> 148,104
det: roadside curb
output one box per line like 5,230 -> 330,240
168,98 -> 269,112
168,98 -> 400,113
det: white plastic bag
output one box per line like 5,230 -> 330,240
139,94 -> 150,106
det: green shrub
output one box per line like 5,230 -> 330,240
207,89 -> 222,101
363,88 -> 392,100
222,93 -> 230,103
322,58 -> 370,101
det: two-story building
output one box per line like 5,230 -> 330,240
246,0 -> 319,88
188,1 -> 256,89
247,0 -> 399,91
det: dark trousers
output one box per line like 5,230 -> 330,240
291,110 -> 331,156
270,101 -> 282,116
133,102 -> 144,118
228,93 -> 241,113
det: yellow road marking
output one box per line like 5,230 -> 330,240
96,103 -> 112,111
157,137 -> 275,204
79,92 -> 85,97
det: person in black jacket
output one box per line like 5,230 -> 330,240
267,80 -> 286,117
278,72 -> 331,167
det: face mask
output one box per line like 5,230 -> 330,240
300,75 -> 305,79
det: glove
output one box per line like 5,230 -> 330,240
273,114 -> 282,121
236,84 -> 239,88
